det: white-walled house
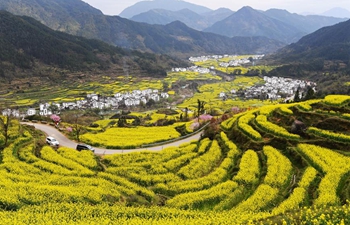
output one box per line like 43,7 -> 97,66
27,108 -> 36,116
161,93 -> 169,99
39,103 -> 53,116
2,109 -> 20,117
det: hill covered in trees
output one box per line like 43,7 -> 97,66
0,11 -> 187,83
0,0 -> 284,57
266,19 -> 350,95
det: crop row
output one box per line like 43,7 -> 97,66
255,115 -> 300,140
156,137 -> 238,195
80,125 -> 181,149
278,106 -> 294,115
220,113 -> 242,131
263,146 -> 293,187
57,147 -> 98,169
307,127 -> 350,143
98,172 -> 155,201
233,150 -> 260,185
232,184 -> 279,213
105,151 -> 173,169
104,142 -> 196,168
40,146 -> 95,176
197,138 -> 211,154
272,167 -> 318,215
177,140 -> 222,179
166,181 -> 239,209
342,113 -> 350,120
324,95 -> 350,106
162,145 -> 198,172
237,113 -> 263,141
297,144 -> 350,206
0,174 -> 122,208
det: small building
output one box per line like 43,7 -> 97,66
27,108 -> 36,116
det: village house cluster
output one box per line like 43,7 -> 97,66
173,55 -> 265,74
189,54 -> 238,62
3,89 -> 170,117
171,65 -> 211,74
218,76 -> 316,101
219,55 -> 265,68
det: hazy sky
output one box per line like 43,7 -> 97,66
82,0 -> 350,16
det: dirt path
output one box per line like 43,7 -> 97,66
22,122 -> 203,155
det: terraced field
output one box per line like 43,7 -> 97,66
0,95 -> 350,224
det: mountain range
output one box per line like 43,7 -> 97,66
322,7 -> 350,18
0,11 -> 187,81
0,0 -> 284,58
131,8 -> 234,31
130,5 -> 347,44
119,0 -> 212,18
272,19 -> 350,62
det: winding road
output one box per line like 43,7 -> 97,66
22,122 -> 203,155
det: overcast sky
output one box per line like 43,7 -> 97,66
82,0 -> 350,16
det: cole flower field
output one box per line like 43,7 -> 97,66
0,95 -> 350,224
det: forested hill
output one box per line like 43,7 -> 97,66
273,19 -> 350,62
0,11 -> 187,80
267,19 -> 350,95
0,0 -> 284,57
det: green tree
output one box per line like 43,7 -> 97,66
48,104 -> 60,114
0,113 -> 11,148
162,81 -> 169,92
294,88 -> 301,102
197,99 -> 206,119
303,87 -> 315,100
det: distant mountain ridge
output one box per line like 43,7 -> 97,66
130,5 -> 347,44
263,9 -> 347,34
131,9 -> 204,29
204,6 -> 305,43
131,8 -> 234,30
322,7 -> 350,18
0,0 -> 284,58
119,0 -> 212,18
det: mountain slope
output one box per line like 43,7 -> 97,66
267,19 -> 350,95
119,0 -> 211,18
322,7 -> 350,18
130,9 -> 205,29
264,9 -> 347,34
0,11 -> 187,80
0,0 -> 284,57
153,21 -> 284,55
0,0 -> 103,34
200,8 -> 234,22
130,8 -> 234,30
273,19 -> 350,62
204,6 -> 305,43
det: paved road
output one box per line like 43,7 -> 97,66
21,122 -> 203,155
